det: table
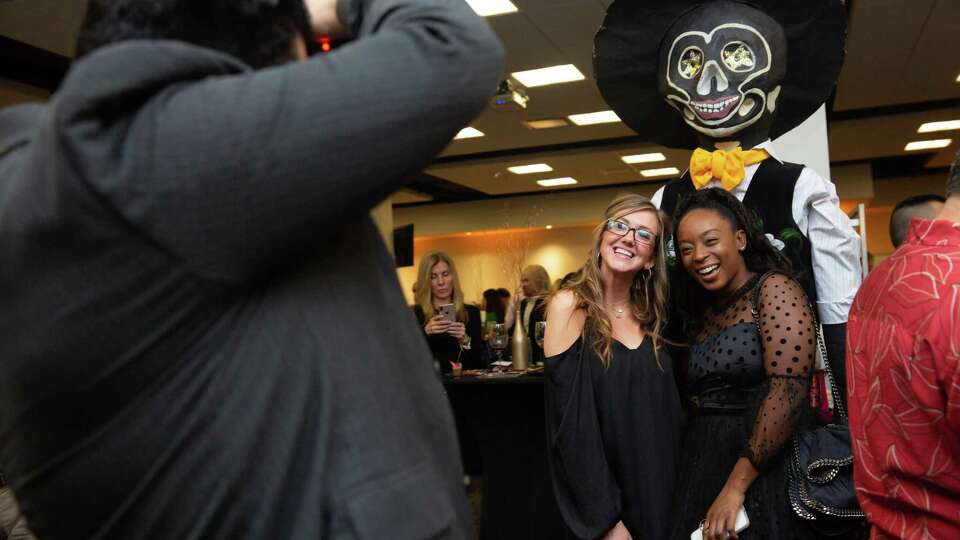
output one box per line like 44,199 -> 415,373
444,372 -> 566,540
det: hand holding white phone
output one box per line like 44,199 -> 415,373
690,506 -> 749,540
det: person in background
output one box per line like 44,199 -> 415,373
0,0 -> 502,537
481,288 -> 507,337
544,193 -> 682,540
413,251 -> 483,374
555,270 -> 581,292
497,288 -> 512,322
516,264 -> 552,365
888,194 -> 945,248
670,188 -> 817,540
846,154 -> 960,539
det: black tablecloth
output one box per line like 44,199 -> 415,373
444,374 -> 565,540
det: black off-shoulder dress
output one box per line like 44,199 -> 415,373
545,336 -> 684,540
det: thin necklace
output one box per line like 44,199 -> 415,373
606,298 -> 630,319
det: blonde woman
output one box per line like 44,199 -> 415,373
517,264 -> 551,365
544,193 -> 683,540
412,251 -> 483,374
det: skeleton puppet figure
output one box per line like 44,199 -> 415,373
595,0 -> 860,400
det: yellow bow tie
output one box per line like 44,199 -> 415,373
689,147 -> 770,191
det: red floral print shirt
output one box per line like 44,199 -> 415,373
847,218 -> 960,540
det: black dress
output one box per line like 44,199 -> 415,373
413,304 -> 484,373
670,273 -> 816,540
545,336 -> 683,540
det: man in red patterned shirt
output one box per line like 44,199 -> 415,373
847,153 -> 960,540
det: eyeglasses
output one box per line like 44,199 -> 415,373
604,219 -> 657,246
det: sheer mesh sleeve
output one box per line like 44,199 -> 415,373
743,273 -> 815,470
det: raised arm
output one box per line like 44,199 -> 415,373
55,0 -> 503,281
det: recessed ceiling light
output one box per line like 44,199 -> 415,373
537,177 -> 578,187
956,73 -> 960,83
640,167 -> 680,178
904,139 -> 952,151
508,163 -> 553,174
545,225 -> 553,230
466,232 -> 473,236
523,118 -> 570,130
567,110 -> 621,126
511,65 -> 585,88
918,120 -> 960,133
621,152 -> 667,164
454,127 -> 484,140
464,0 -> 517,16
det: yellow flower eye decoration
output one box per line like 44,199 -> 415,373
678,47 -> 704,79
721,42 -> 755,72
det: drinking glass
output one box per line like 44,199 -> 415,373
534,321 -> 547,349
489,323 -> 510,370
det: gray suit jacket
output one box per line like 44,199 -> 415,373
0,0 -> 502,537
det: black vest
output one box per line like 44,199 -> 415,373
661,159 -> 816,304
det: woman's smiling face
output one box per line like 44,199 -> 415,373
599,209 -> 660,276
676,207 -> 748,295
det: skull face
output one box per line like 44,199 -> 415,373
658,4 -> 786,143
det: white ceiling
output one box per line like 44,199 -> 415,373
2,0 -> 959,201
426,0 -> 960,198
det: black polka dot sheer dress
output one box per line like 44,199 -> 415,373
670,271 -> 817,540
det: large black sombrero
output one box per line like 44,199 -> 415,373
595,0 -> 846,149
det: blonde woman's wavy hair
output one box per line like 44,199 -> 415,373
560,193 -> 671,367
522,264 -> 552,298
414,251 -> 469,323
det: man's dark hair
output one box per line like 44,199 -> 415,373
889,194 -> 946,248
76,0 -> 313,68
671,188 -> 795,339
948,150 -> 960,197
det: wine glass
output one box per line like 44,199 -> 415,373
534,321 -> 547,350
489,323 -> 509,370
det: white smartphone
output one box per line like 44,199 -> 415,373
438,303 -> 456,323
690,507 -> 749,540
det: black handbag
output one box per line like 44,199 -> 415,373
750,273 -> 865,536
785,326 -> 865,535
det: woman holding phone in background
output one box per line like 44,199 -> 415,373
413,251 -> 483,374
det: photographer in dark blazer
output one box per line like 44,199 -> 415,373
0,0 -> 502,538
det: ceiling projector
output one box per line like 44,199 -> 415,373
492,79 -> 529,111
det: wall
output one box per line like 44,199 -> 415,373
395,166 -> 950,294
397,225 -> 596,306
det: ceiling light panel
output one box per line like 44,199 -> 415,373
464,0 -> 517,16
568,110 -> 621,126
511,65 -> 585,88
508,163 -> 553,174
918,120 -> 960,133
640,167 -> 680,178
621,152 -> 667,164
536,177 -> 578,187
904,139 -> 952,151
454,127 -> 484,140
524,118 -> 570,129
